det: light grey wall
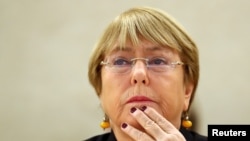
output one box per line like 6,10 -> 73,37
1,0 -> 250,141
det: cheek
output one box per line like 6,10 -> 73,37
152,73 -> 185,114
100,70 -> 129,116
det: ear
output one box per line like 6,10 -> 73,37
183,82 -> 194,111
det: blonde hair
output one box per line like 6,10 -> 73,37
88,6 -> 199,108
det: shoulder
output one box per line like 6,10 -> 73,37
180,127 -> 207,141
84,131 -> 116,141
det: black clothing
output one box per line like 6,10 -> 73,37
85,127 -> 207,141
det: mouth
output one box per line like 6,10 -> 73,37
126,96 -> 154,104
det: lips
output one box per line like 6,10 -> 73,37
126,96 -> 154,103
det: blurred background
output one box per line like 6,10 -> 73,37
0,0 -> 250,141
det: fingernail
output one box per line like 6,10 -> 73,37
121,123 -> 127,129
140,106 -> 147,111
130,107 -> 137,113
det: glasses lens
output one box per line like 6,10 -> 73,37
110,66 -> 130,73
148,65 -> 170,72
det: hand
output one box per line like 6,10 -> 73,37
121,106 -> 186,141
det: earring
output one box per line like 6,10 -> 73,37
100,114 -> 110,130
182,111 -> 192,128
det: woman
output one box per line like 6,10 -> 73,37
86,6 -> 207,141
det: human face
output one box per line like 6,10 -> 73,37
100,40 -> 193,132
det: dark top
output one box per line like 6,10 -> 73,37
84,127 -> 207,141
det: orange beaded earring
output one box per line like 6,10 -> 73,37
100,114 -> 110,130
182,111 -> 192,129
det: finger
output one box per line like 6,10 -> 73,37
121,123 -> 153,141
142,106 -> 179,133
130,107 -> 166,138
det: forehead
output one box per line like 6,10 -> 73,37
108,40 -> 178,56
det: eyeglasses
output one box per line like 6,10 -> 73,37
100,57 -> 184,74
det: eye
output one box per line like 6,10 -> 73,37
148,57 -> 168,65
113,58 -> 131,66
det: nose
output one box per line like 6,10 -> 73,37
130,60 -> 149,85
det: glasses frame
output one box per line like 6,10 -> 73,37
100,57 -> 184,73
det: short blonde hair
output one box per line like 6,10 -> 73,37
88,6 -> 199,108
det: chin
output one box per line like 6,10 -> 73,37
127,118 -> 145,131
